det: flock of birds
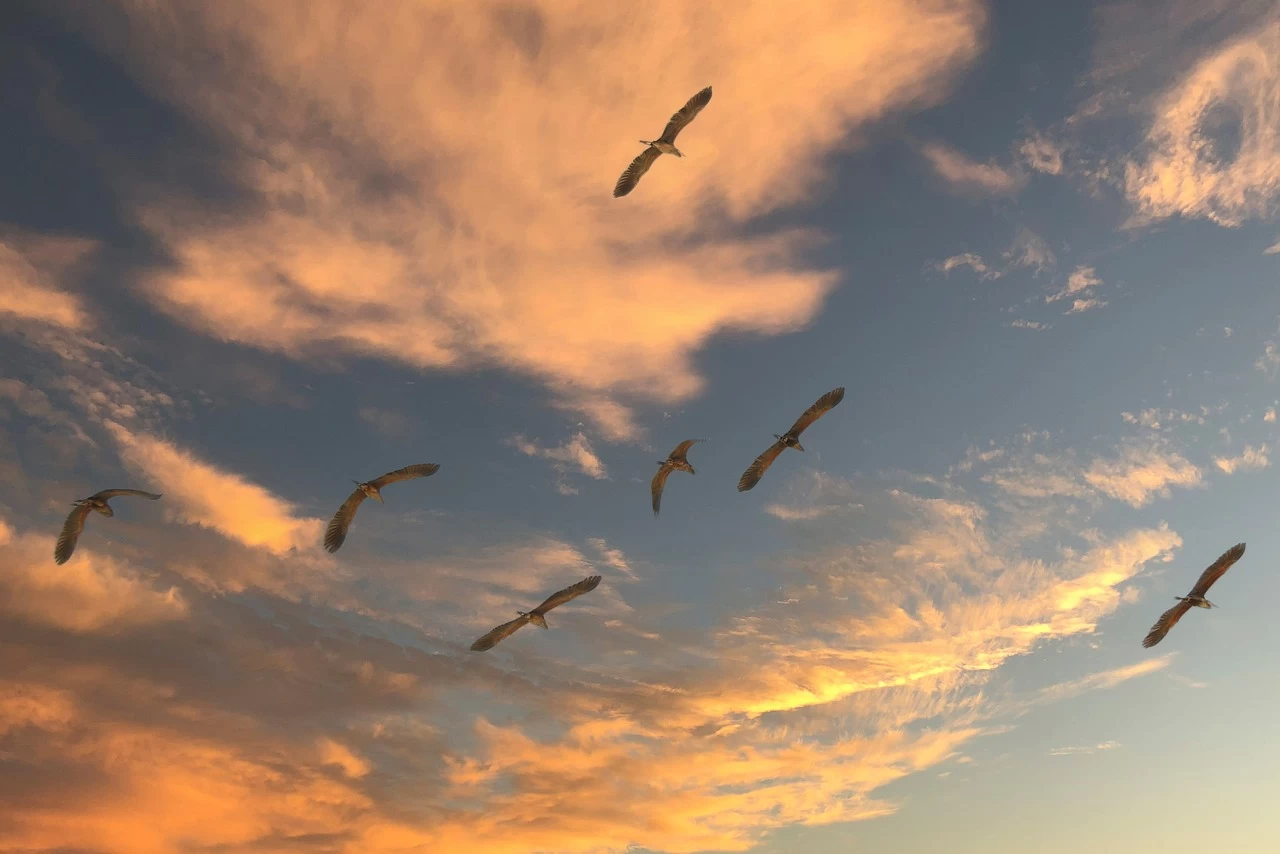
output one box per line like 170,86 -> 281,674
49,87 -> 1248,653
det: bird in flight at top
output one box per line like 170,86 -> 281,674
613,85 -> 713,198
1142,542 -> 1245,648
651,438 -> 705,516
470,575 -> 603,652
323,463 -> 440,553
55,489 -> 163,565
738,387 -> 846,492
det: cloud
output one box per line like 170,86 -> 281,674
1049,741 -> 1121,756
1009,319 -> 1048,330
934,252 -> 1000,279
356,405 -> 414,439
105,420 -> 323,554
1123,18 -> 1280,226
1257,336 -> 1280,375
1002,228 -> 1056,275
1082,445 -> 1203,506
920,141 -> 1026,195
1266,238 -> 1280,254
74,0 -> 987,431
1019,131 -> 1065,175
0,230 -> 94,330
982,439 -> 1203,508
1265,407 -> 1276,422
1066,297 -> 1108,314
0,519 -> 187,632
763,471 -> 864,521
1047,265 -> 1103,303
586,536 -> 636,580
509,431 -> 607,492
1035,656 -> 1175,706
1213,443 -> 1271,473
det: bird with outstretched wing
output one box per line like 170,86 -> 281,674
55,489 -> 162,565
614,86 -> 713,197
651,438 -> 704,515
470,575 -> 603,652
738,387 -> 845,492
324,463 -> 440,553
1143,542 -> 1245,648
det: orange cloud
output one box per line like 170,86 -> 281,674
0,518 -> 187,632
68,0 -> 986,435
0,230 -> 94,330
104,420 -> 323,554
920,140 -> 1026,195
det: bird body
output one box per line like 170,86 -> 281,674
614,86 -> 712,197
324,463 -> 440,553
738,387 -> 845,492
54,488 -> 163,565
651,438 -> 704,515
1142,542 -> 1245,648
470,575 -> 602,651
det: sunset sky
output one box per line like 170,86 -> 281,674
3,1 -> 1280,852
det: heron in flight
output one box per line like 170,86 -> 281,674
613,85 -> 713,198
55,489 -> 162,565
323,463 -> 440,553
738,387 -> 845,492
651,438 -> 705,515
470,574 -> 602,652
1142,542 -> 1245,648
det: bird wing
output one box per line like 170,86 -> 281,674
533,574 -> 603,615
1189,542 -> 1246,598
54,503 -> 92,565
323,488 -> 368,553
737,440 -> 786,492
658,85 -> 713,144
614,146 -> 663,197
785,387 -> 846,438
470,615 -> 531,652
651,465 -> 674,516
369,463 -> 440,489
668,438 -> 703,462
90,489 -> 163,501
1142,600 -> 1193,648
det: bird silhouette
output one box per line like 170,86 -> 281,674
470,575 -> 602,652
651,438 -> 705,515
614,86 -> 713,197
323,463 -> 440,553
738,387 -> 845,492
1143,542 -> 1245,648
55,489 -> 162,565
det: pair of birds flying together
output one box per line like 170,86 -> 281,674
650,386 -> 847,513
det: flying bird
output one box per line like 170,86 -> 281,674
323,463 -> 440,553
54,489 -> 162,565
651,438 -> 705,515
738,387 -> 845,492
613,85 -> 713,198
1142,542 -> 1246,648
470,574 -> 602,652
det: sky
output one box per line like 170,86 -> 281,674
2,0 -> 1280,852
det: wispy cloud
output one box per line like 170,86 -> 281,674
80,0 -> 987,434
0,231 -> 94,330
1066,297 -> 1108,314
105,420 -> 323,554
1123,18 -> 1280,226
1048,265 -> 1103,303
1003,228 -> 1057,275
508,431 -> 608,494
1213,443 -> 1271,473
1019,131 -> 1065,175
1050,741 -> 1121,756
920,141 -> 1026,196
934,252 -> 1000,279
